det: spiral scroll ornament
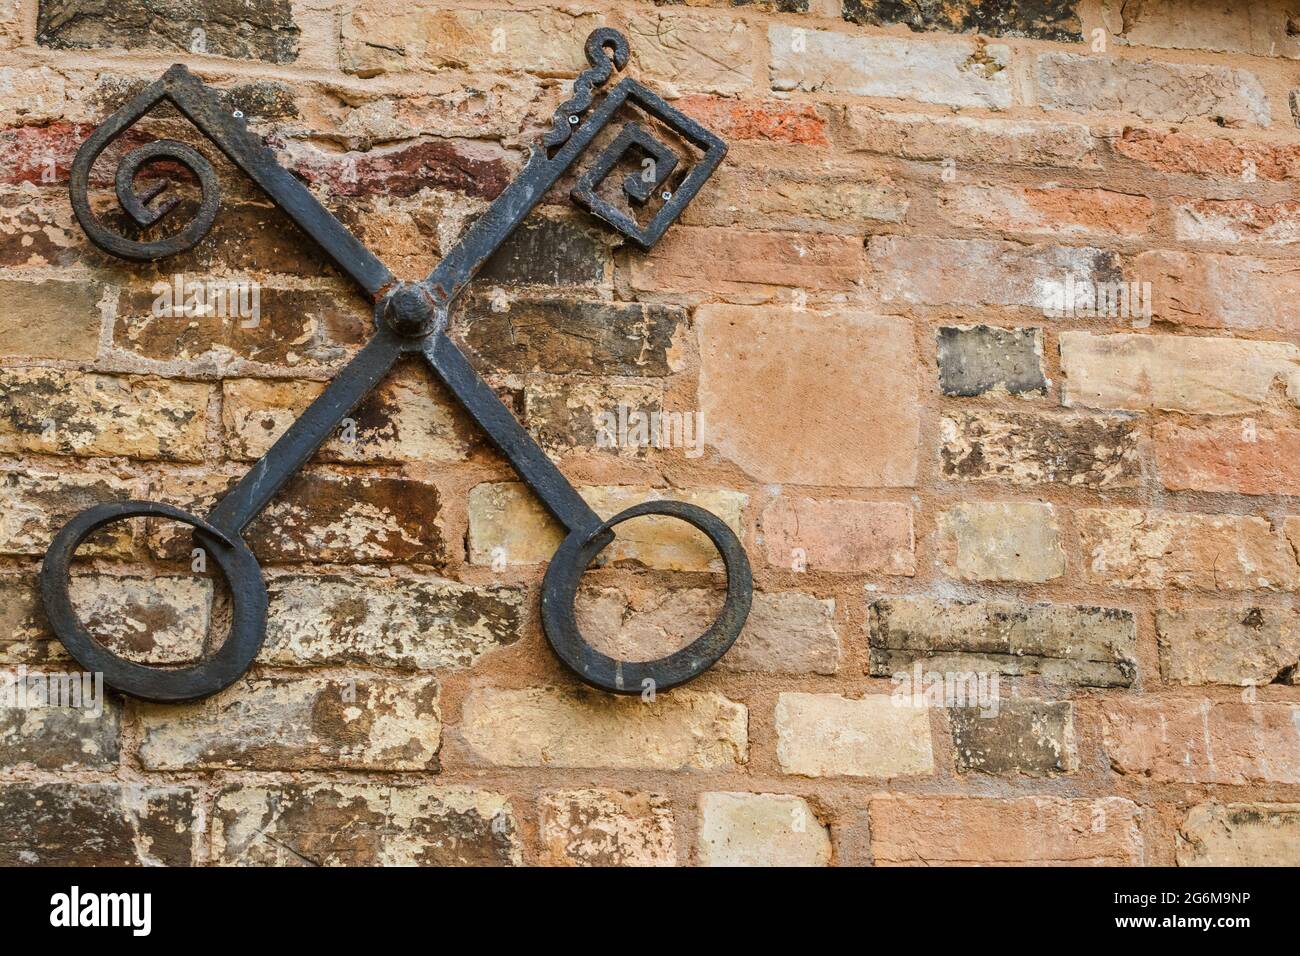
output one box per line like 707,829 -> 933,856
542,27 -> 631,151
69,69 -> 226,261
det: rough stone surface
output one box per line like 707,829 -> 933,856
477,216 -> 609,287
940,184 -> 1153,237
0,672 -> 121,770
844,0 -> 1082,40
870,796 -> 1144,865
1077,508 -> 1298,591
1155,421 -> 1300,496
697,792 -> 831,867
1172,199 -> 1300,246
696,306 -> 919,486
840,108 -> 1098,168
937,325 -> 1046,397
771,25 -> 1012,108
0,278 -> 102,359
286,137 -> 512,202
868,236 -> 1120,310
627,11 -> 755,94
938,501 -> 1065,583
114,284 -> 368,367
868,598 -> 1137,688
467,482 -> 746,572
152,471 -> 444,565
0,369 -> 211,461
775,692 -> 934,778
761,497 -> 915,575
1157,607 -> 1300,686
340,5 -> 597,76
523,379 -> 664,458
1177,803 -> 1300,866
1061,332 -> 1300,415
538,789 -> 676,867
1103,0 -> 1300,59
263,575 -> 524,670
0,783 -> 196,866
1132,250 -> 1300,330
630,226 -> 861,295
212,784 -> 521,866
223,375 -> 471,465
941,409 -> 1141,488
458,298 -> 684,377
679,95 -> 828,146
37,0 -> 300,62
1036,52 -> 1269,126
458,686 -> 747,771
0,572 -> 211,665
1097,699 -> 1300,784
1115,126 -> 1300,180
137,675 -> 441,770
575,585 -> 840,674
950,699 -> 1077,777
0,470 -> 135,557
685,163 -> 908,233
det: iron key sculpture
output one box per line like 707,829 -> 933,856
42,28 -> 752,702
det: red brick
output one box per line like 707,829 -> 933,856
939,185 -> 1153,238
1174,198 -> 1300,245
870,796 -> 1144,866
1156,420 -> 1300,495
696,306 -> 918,486
631,226 -> 860,295
678,95 -> 828,146
286,137 -> 512,200
1096,699 -> 1300,784
1134,250 -> 1300,331
1115,127 -> 1300,181
761,498 -> 914,574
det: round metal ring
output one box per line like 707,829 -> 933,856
540,499 -> 752,694
38,500 -> 267,702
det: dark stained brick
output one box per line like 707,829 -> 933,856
938,325 -> 1045,397
477,216 -> 608,287
114,285 -> 370,366
843,0 -> 1082,41
37,0 -> 300,63
0,679 -> 121,770
869,597 -> 1137,688
149,471 -> 444,565
289,138 -> 512,200
950,698 -> 1076,776
457,297 -> 684,376
87,75 -> 297,120
940,409 -> 1141,488
212,783 -> 521,865
730,0 -> 808,10
0,783 -> 196,865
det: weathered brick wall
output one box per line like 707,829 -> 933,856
2,0 -> 1299,866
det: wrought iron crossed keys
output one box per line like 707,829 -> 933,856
43,28 -> 751,702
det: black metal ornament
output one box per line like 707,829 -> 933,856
44,28 -> 751,702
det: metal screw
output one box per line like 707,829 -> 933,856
661,190 -> 672,201
232,109 -> 244,119
567,114 -> 579,125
